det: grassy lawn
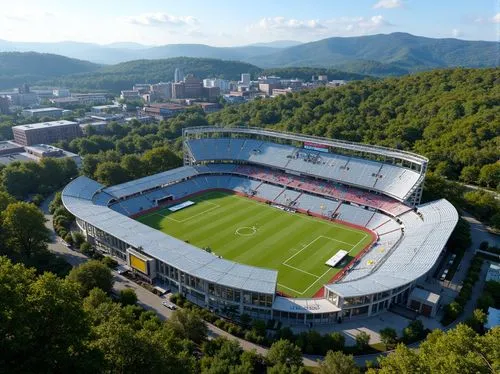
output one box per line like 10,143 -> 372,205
136,191 -> 372,297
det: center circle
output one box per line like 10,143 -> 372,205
235,226 -> 257,236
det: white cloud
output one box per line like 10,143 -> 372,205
492,13 -> 500,23
249,17 -> 327,33
325,15 -> 392,34
246,15 -> 393,40
451,28 -> 463,37
373,0 -> 402,9
125,12 -> 198,27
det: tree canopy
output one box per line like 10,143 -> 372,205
209,68 -> 499,188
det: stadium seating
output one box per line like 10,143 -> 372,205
186,138 -> 421,201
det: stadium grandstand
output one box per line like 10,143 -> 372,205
62,127 -> 458,325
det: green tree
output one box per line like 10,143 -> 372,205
2,202 -> 50,259
459,165 -> 480,184
379,328 -> 398,349
94,161 -> 129,186
355,331 -> 371,351
402,320 -> 426,343
67,260 -> 114,296
419,324 -> 496,373
120,154 -> 145,180
319,351 -> 360,374
465,308 -> 487,333
478,163 -> 500,188
119,288 -> 138,306
267,339 -> 304,370
83,287 -> 111,311
142,146 -> 182,174
166,308 -> 208,344
370,344 -> 425,374
0,190 -> 15,211
0,257 -> 100,373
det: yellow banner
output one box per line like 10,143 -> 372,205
130,254 -> 147,274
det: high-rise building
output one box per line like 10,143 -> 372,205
203,78 -> 230,93
240,73 -> 251,85
174,68 -> 184,83
150,82 -> 172,99
0,96 -> 9,114
184,75 -> 203,98
172,82 -> 186,99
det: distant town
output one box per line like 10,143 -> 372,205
0,69 -> 346,167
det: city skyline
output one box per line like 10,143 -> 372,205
0,0 -> 498,46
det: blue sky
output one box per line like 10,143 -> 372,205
0,0 -> 498,45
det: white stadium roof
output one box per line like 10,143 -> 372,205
103,166 -> 199,200
326,199 -> 458,297
63,176 -> 278,294
184,126 -> 429,165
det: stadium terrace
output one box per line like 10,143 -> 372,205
62,127 -> 458,325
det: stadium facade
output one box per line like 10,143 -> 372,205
62,127 -> 458,325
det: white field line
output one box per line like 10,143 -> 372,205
282,236 -> 323,265
282,263 -> 319,279
162,202 -> 220,223
277,283 -> 305,295
280,234 -> 369,296
232,193 -> 368,238
300,267 -> 334,296
298,233 -> 369,295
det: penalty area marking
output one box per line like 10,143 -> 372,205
235,226 -> 257,237
278,234 -> 368,296
161,202 -> 220,223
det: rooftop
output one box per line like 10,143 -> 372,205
12,120 -> 78,131
0,153 -> 33,165
92,104 -> 122,110
486,263 -> 500,282
0,140 -> 24,152
273,296 -> 340,314
23,107 -> 63,113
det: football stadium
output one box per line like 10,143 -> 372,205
62,127 -> 458,325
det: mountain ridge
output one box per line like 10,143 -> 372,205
0,32 -> 496,74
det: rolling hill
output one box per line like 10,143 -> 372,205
245,33 -> 499,75
0,39 -> 281,65
0,52 -> 101,89
0,33 -> 496,76
36,57 -> 263,92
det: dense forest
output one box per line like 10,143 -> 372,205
260,67 -> 368,81
208,68 -> 500,189
246,32 -> 499,73
0,52 -> 101,89
36,57 -> 262,92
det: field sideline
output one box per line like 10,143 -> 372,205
136,191 -> 373,298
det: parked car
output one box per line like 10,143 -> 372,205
440,269 -> 449,281
162,301 -> 177,310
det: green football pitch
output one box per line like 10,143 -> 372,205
136,191 -> 373,297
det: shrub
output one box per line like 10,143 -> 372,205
379,328 -> 398,349
402,320 -> 426,343
31,194 -> 44,206
64,233 -> 73,245
442,301 -> 463,325
119,288 -> 138,306
101,256 -> 118,269
72,232 -> 86,248
355,331 -> 370,352
80,242 -> 93,256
